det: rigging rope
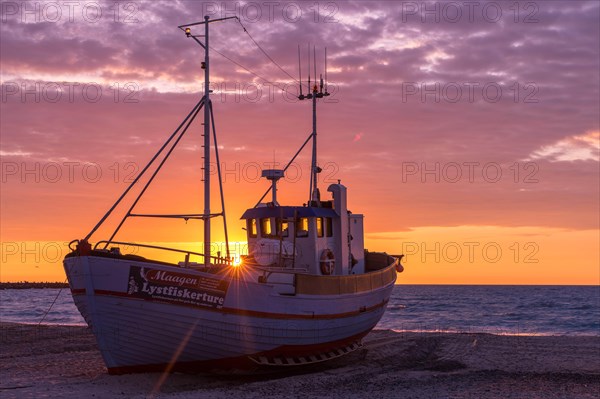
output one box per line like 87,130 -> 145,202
210,45 -> 300,99
38,278 -> 67,325
207,17 -> 311,99
236,19 -> 302,86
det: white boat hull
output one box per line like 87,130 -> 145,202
64,253 -> 397,374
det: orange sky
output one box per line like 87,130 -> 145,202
1,1 -> 599,284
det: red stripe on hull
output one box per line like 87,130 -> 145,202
83,289 -> 389,320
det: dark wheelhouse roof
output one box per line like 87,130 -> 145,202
240,206 -> 339,220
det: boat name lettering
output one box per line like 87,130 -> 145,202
127,266 -> 228,309
146,270 -> 198,287
141,282 -> 225,306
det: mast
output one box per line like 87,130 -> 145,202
203,16 -> 211,268
310,75 -> 318,203
303,47 -> 329,205
83,17 -> 234,265
181,16 -> 237,267
253,48 -> 330,209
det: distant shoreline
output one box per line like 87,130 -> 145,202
0,282 -> 69,290
1,282 -> 598,288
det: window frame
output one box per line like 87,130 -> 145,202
325,217 -> 333,237
247,219 -> 258,238
316,217 -> 324,238
260,218 -> 273,237
295,217 -> 309,238
277,218 -> 289,237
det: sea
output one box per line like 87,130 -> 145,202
1,285 -> 598,336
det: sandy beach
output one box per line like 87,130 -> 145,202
0,322 -> 598,399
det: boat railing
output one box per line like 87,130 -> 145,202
92,240 -> 233,266
251,265 -> 310,275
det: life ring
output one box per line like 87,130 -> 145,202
320,249 -> 335,275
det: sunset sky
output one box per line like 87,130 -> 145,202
1,0 -> 598,284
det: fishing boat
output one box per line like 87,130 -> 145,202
63,16 -> 403,374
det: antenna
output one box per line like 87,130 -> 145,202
265,43 -> 332,206
297,44 -> 304,99
296,44 -> 330,101
319,73 -> 323,94
307,43 -> 312,99
324,47 -> 329,95
313,45 -> 317,92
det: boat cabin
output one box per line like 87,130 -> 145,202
241,182 -> 366,276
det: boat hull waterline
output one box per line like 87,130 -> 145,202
64,253 -> 398,374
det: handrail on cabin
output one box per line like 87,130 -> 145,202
92,240 -> 233,266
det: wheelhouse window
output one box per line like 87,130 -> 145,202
277,219 -> 289,237
296,217 -> 309,237
316,217 -> 324,237
325,217 -> 333,237
260,218 -> 272,237
248,219 -> 257,238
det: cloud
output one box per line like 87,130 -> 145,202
528,131 -> 600,162
1,0 -> 599,238
0,150 -> 33,157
